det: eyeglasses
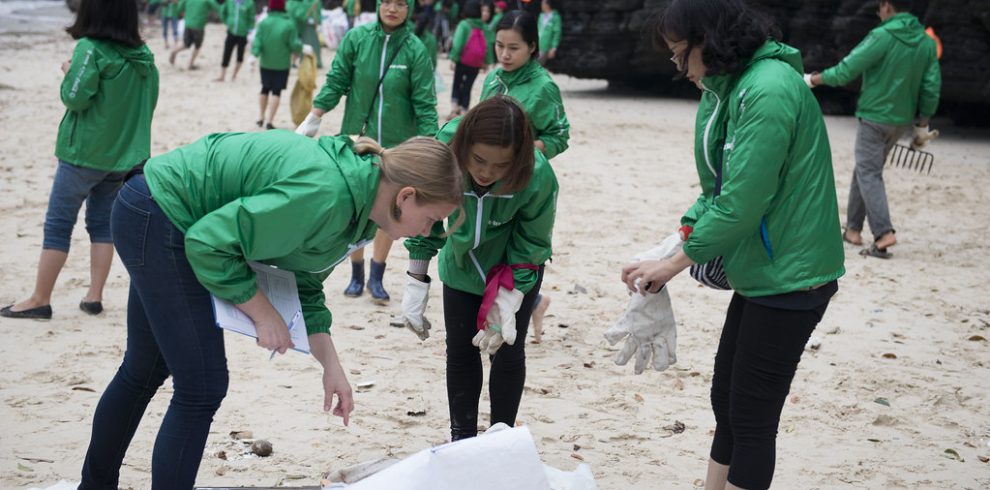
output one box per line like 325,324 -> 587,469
381,0 -> 408,9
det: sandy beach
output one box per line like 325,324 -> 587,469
1,13 -> 989,489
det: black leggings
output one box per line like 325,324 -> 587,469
451,62 -> 480,109
710,293 -> 827,489
221,33 -> 248,67
442,267 -> 543,441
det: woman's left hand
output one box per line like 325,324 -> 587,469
621,250 -> 694,295
322,363 -> 354,425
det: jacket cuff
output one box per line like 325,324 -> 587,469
224,283 -> 258,305
408,259 -> 430,275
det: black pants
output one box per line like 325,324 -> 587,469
442,267 -> 543,441
221,33 -> 248,67
451,62 -> 480,109
710,293 -> 827,489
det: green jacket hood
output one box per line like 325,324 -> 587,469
879,13 -> 927,46
111,43 -> 156,77
317,136 -> 378,238
375,0 -> 415,30
748,39 -> 803,74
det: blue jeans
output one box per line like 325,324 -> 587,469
43,160 -> 126,252
80,175 -> 229,489
163,16 -> 178,42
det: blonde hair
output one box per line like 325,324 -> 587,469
354,136 -> 466,234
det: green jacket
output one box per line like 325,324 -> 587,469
450,18 -> 494,66
821,13 -> 941,125
251,11 -> 303,70
405,120 -> 558,296
313,0 -> 437,148
221,0 -> 255,37
419,30 -> 438,69
55,38 -> 159,172
538,10 -> 561,54
681,40 -> 845,296
161,0 -> 178,19
488,12 -> 503,32
288,0 -> 322,31
144,131 -> 382,335
479,59 -> 569,159
178,0 -> 218,30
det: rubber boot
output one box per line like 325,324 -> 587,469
367,259 -> 390,304
344,260 -> 364,297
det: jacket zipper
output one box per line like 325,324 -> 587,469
700,80 -> 721,179
233,3 -> 239,34
377,34 -> 391,145
465,191 -> 514,283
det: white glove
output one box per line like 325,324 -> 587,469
604,288 -> 677,374
911,124 -> 939,149
472,288 -> 524,355
295,112 -> 322,137
401,275 -> 431,341
803,73 -> 815,89
247,54 -> 257,69
605,233 -> 682,374
302,44 -> 314,57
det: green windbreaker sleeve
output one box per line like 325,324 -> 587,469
531,81 -> 569,159
313,30 -> 357,112
295,270 -> 334,335
507,165 -> 558,294
289,23 -> 304,54
250,21 -> 264,57
449,21 -> 469,63
405,221 -> 449,261
410,45 -> 439,136
60,40 -> 100,112
548,13 -> 562,50
183,177 -> 332,333
680,194 -> 709,227
918,52 -> 941,118
820,31 -> 887,87
682,87 -> 791,265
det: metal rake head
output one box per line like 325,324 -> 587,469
887,143 -> 935,175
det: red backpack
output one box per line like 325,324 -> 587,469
461,27 -> 487,68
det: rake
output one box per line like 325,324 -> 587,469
886,143 -> 935,175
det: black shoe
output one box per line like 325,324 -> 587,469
79,300 -> 104,315
256,119 -> 263,128
1,304 -> 52,319
265,123 -> 276,130
344,260 -> 365,297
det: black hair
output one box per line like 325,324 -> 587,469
495,10 -> 538,56
880,0 -> 913,12
463,0 -> 482,19
656,0 -> 780,78
542,0 -> 555,9
66,0 -> 143,47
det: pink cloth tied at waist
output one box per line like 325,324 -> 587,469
477,263 -> 538,332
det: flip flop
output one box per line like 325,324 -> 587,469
859,244 -> 892,259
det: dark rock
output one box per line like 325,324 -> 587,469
550,0 -> 990,124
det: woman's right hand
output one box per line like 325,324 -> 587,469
236,290 -> 294,354
255,316 -> 294,354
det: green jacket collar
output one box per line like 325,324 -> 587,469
495,58 -> 542,86
318,136 -> 381,243
700,39 -> 802,98
878,12 -> 927,46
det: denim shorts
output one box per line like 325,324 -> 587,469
42,160 -> 127,252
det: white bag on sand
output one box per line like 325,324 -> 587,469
327,426 -> 597,490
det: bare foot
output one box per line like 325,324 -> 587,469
530,295 -> 551,344
168,50 -> 177,65
214,77 -> 225,82
842,228 -> 863,246
875,232 -> 897,249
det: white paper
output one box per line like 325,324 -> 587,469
211,262 -> 310,354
